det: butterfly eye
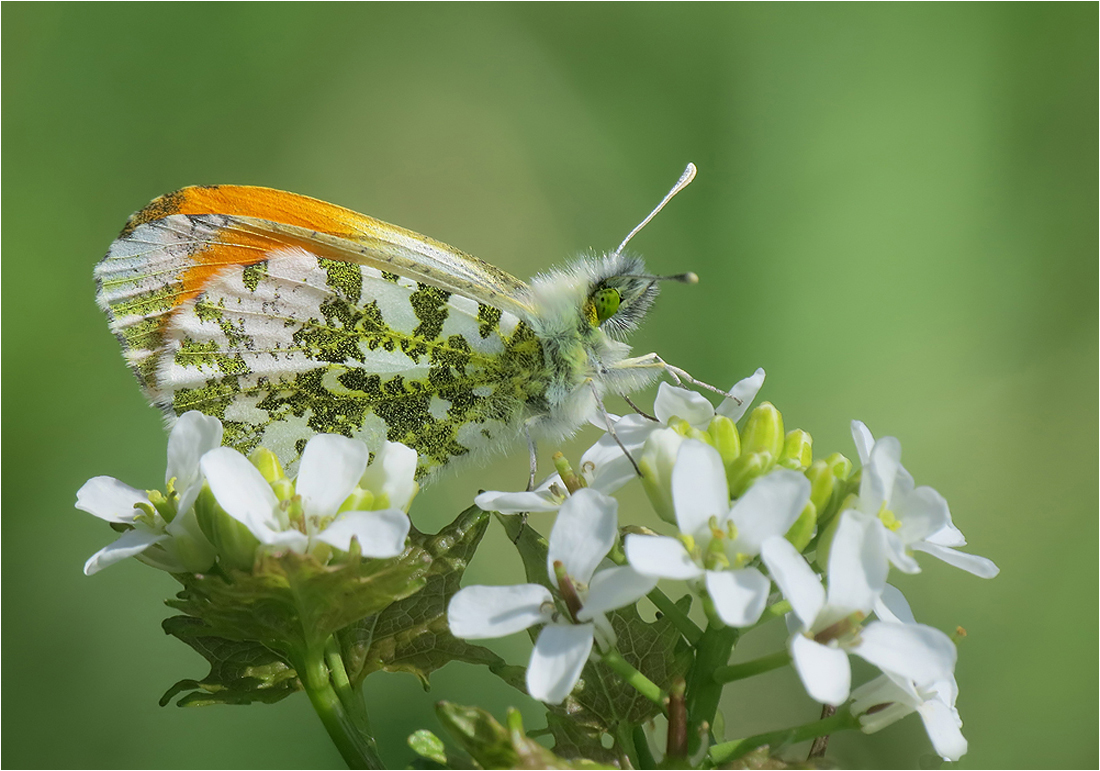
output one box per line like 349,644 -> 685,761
591,287 -> 622,324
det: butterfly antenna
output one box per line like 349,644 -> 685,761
613,162 -> 697,258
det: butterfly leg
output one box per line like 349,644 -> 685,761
613,353 -> 743,407
524,424 -> 539,492
588,380 -> 643,477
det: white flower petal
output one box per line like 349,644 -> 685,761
671,440 -> 730,538
705,568 -> 770,627
883,530 -> 922,574
854,622 -> 957,686
165,411 -> 223,511
760,536 -> 824,628
528,624 -> 595,704
874,584 -> 917,625
201,447 -> 280,538
297,435 -> 370,519
918,697 -> 968,761
728,470 -> 811,554
84,529 -> 167,575
360,441 -> 419,511
826,512 -> 888,616
547,488 -> 617,586
910,542 -> 1000,578
624,534 -> 704,580
862,436 -> 902,509
716,368 -> 765,422
317,510 -> 410,557
895,486 -> 951,544
654,382 -> 715,427
476,482 -> 564,514
75,477 -> 149,523
924,521 -> 967,548
850,420 -> 876,466
790,634 -> 851,706
448,584 -> 554,639
580,566 -> 657,618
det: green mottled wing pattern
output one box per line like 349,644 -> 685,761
122,242 -> 548,478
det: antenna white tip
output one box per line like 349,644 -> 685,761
613,162 -> 698,257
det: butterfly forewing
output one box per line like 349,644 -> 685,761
96,187 -> 547,477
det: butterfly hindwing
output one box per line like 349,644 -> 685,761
96,188 -> 548,477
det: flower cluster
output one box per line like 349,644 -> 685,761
448,370 -> 998,762
76,412 -> 418,575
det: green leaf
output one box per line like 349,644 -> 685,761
550,598 -> 690,737
435,702 -> 612,770
166,535 -> 432,656
544,713 -> 619,768
342,506 -> 502,688
159,616 -> 300,706
408,729 -> 449,766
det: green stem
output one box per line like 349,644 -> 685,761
685,624 -> 738,747
712,649 -> 791,684
646,587 -> 703,645
298,644 -> 384,769
708,707 -> 859,765
325,637 -> 373,735
614,722 -> 640,769
747,599 -> 791,631
632,724 -> 656,769
599,648 -> 667,710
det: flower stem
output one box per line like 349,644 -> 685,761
646,586 -> 702,645
298,644 -> 384,769
707,706 -> 859,765
685,624 -> 738,748
598,648 -> 667,710
712,649 -> 791,684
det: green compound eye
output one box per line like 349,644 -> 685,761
591,287 -> 622,324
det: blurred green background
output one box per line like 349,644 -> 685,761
3,4 -> 1096,768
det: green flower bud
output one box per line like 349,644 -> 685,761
812,453 -> 856,529
740,402 -> 784,460
824,452 -> 853,482
249,447 -> 286,484
708,415 -> 741,471
778,429 -> 812,470
639,427 -> 685,524
337,487 -> 376,514
785,500 -> 817,553
726,451 -> 771,499
668,416 -> 712,447
194,485 -> 260,572
805,460 -> 836,514
271,478 -> 295,503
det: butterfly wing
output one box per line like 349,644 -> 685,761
96,186 -> 546,476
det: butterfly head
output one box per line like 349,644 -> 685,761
581,252 -> 698,338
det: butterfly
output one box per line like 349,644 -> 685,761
95,164 -> 709,481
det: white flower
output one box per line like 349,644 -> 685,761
851,582 -> 968,761
477,370 -> 767,518
448,488 -> 656,704
851,673 -> 967,761
474,439 -> 630,515
76,411 -> 221,575
200,434 -> 411,558
849,421 -> 999,578
597,368 -> 766,464
625,439 -> 811,627
760,512 -> 957,706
